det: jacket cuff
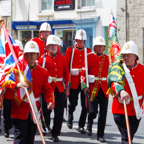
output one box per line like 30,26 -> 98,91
111,82 -> 124,95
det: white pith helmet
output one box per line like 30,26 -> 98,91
75,29 -> 87,41
121,41 -> 139,59
15,39 -> 23,50
46,35 -> 58,46
24,41 -> 39,54
57,36 -> 62,46
93,36 -> 105,47
39,22 -> 51,32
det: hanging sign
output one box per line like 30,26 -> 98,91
54,0 -> 75,11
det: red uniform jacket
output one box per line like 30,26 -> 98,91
3,88 -> 14,100
81,53 -> 109,98
65,45 -> 91,89
38,52 -> 70,92
4,60 -> 55,120
32,37 -> 47,59
112,63 -> 144,116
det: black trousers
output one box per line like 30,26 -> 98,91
13,113 -> 37,144
68,83 -> 87,127
52,87 -> 65,137
88,87 -> 108,137
3,99 -> 13,130
114,114 -> 141,144
41,93 -> 52,128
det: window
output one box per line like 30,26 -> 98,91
79,0 -> 95,7
42,0 -> 52,10
55,29 -> 76,54
19,30 -> 39,47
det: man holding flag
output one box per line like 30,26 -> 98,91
1,41 -> 55,144
0,26 -> 23,138
107,12 -> 144,144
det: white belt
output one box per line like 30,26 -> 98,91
95,77 -> 107,81
88,75 -> 107,83
48,76 -> 63,83
70,68 -> 82,76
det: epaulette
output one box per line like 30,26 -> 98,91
37,64 -> 47,71
87,52 -> 94,56
138,63 -> 142,66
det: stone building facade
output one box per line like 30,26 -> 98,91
117,0 -> 144,64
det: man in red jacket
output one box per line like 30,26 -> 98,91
32,22 -> 52,132
110,41 -> 144,144
65,29 -> 91,134
82,36 -> 109,142
32,22 -> 51,59
39,35 -> 70,142
1,41 -> 55,144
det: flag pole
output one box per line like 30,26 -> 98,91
123,100 -> 132,144
0,16 -> 46,144
107,10 -> 132,144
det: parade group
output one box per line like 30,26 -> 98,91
1,22 -> 144,144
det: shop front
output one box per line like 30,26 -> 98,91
12,20 -> 75,54
12,17 -> 99,53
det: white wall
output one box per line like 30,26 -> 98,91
96,0 -> 117,26
13,0 -> 40,21
95,0 -> 117,38
13,0 -> 116,22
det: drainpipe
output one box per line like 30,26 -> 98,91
11,0 -> 12,36
125,0 -> 127,42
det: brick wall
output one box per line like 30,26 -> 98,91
117,0 -> 144,63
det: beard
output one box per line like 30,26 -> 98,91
49,49 -> 57,54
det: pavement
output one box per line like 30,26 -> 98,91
0,98 -> 144,144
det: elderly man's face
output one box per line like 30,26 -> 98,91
122,54 -> 137,66
47,44 -> 58,54
24,53 -> 39,66
94,45 -> 105,55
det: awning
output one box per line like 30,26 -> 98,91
12,19 -> 74,30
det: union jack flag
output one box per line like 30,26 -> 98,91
105,11 -> 118,56
0,27 -> 23,87
1,58 -> 32,106
108,12 -> 116,38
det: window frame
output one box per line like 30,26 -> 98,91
78,0 -> 95,8
41,0 -> 53,11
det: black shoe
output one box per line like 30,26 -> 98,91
52,136 -> 59,142
43,132 -> 46,136
97,136 -> 106,143
67,120 -> 73,129
77,127 -> 86,134
86,127 -> 92,136
47,126 -> 52,133
3,129 -> 9,138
